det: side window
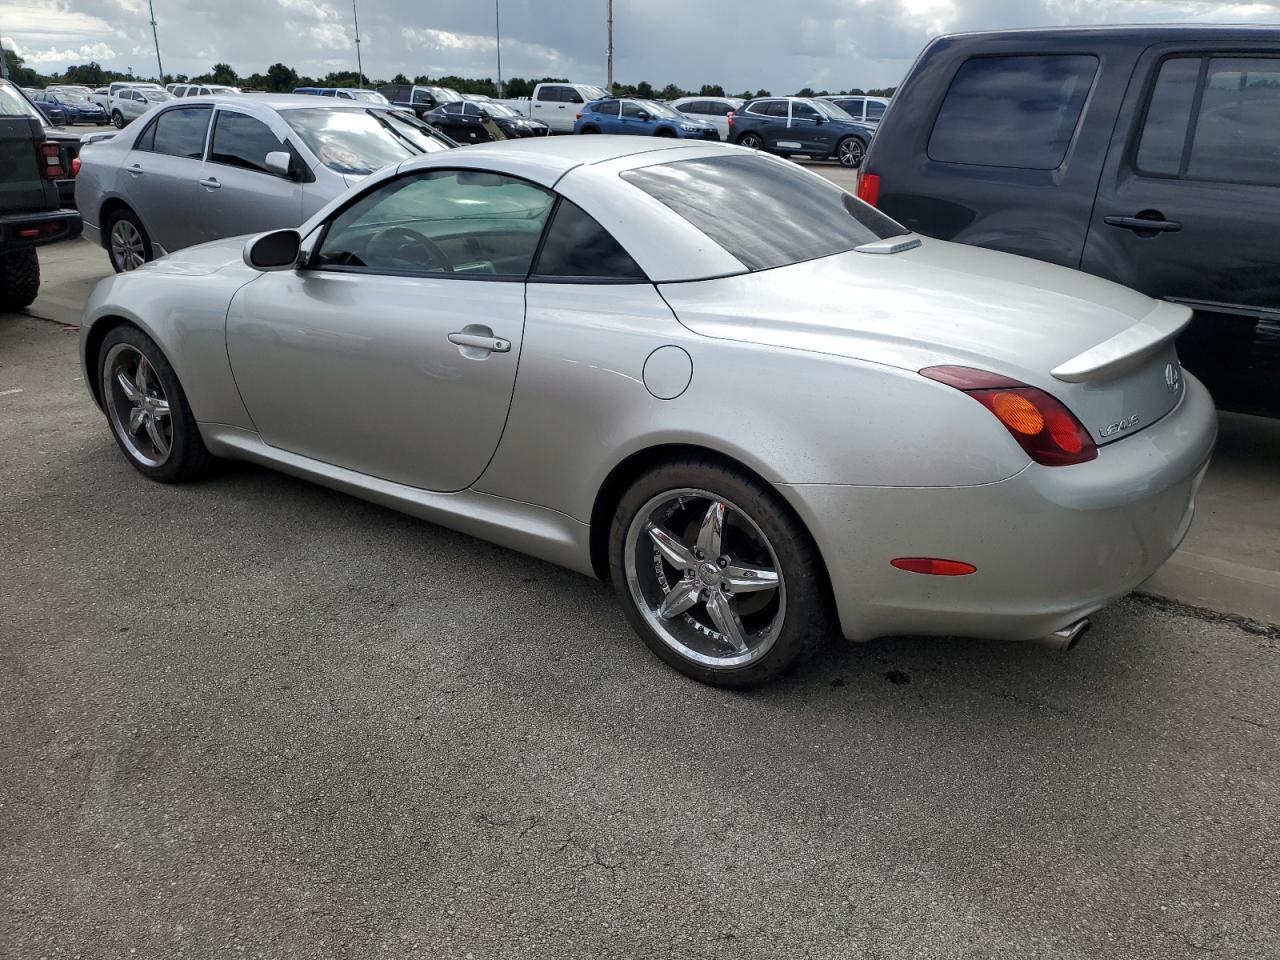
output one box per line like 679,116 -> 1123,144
443,102 -> 463,115
532,199 -> 646,281
210,111 -> 287,174
142,107 -> 211,159
314,170 -> 555,277
929,54 -> 1099,169
1136,56 -> 1280,186
866,100 -> 886,120
766,100 -> 789,118
683,101 -> 707,115
621,101 -> 647,119
412,89 -> 431,104
792,101 -> 820,120
463,102 -> 480,116
537,86 -> 563,102
563,89 -> 585,104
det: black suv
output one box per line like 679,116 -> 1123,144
1,79 -> 83,311
859,25 -> 1280,415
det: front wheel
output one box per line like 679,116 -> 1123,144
610,459 -> 833,687
736,132 -> 764,150
837,136 -> 866,168
98,325 -> 212,483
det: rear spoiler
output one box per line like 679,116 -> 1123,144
1050,300 -> 1193,383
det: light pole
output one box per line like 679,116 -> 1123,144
495,0 -> 502,98
147,0 -> 164,81
606,0 -> 613,90
352,0 -> 363,85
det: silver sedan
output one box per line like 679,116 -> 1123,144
78,138 -> 1216,687
76,94 -> 453,274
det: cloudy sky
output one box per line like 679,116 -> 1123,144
3,0 -> 1278,91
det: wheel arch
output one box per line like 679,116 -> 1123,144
82,313 -> 162,410
587,442 -> 834,603
97,197 -> 137,251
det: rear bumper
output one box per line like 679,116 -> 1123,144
778,373 -> 1218,643
0,208 -> 83,248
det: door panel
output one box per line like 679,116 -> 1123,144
226,271 -> 526,491
197,109 -> 302,243
1082,46 -> 1280,413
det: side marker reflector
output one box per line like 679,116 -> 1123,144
891,557 -> 977,576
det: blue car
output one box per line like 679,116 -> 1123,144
35,89 -> 108,125
728,96 -> 875,167
20,89 -> 67,126
573,98 -> 718,139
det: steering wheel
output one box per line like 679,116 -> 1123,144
365,225 -> 454,273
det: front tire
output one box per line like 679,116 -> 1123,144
736,132 -> 764,150
0,248 -> 40,311
609,459 -> 833,687
98,325 -> 212,483
836,136 -> 866,168
105,207 -> 153,273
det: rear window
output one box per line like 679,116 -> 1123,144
620,154 -> 908,272
929,54 -> 1098,170
533,199 -> 646,281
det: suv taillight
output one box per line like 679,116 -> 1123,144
920,365 -> 1097,467
576,112 -> 582,120
727,110 -> 735,129
38,142 -> 66,179
855,172 -> 880,207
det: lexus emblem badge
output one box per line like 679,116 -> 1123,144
1164,362 -> 1181,394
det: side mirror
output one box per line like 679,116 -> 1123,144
637,111 -> 651,121
243,229 -> 301,271
265,151 -> 292,177
813,114 -> 825,124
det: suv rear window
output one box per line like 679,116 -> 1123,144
929,54 -> 1098,170
621,154 -> 909,272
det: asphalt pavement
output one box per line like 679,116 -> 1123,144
2,231 -> 1278,960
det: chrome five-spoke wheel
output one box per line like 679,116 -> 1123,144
110,218 -> 147,272
624,489 -> 786,670
103,343 -> 172,467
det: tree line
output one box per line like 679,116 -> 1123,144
4,50 -> 894,100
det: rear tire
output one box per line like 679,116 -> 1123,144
105,207 -> 153,273
97,325 -> 212,483
0,248 -> 40,311
579,125 -> 600,135
736,132 -> 764,150
609,458 -> 834,688
111,110 -> 126,129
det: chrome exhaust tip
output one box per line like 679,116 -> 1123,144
1033,618 -> 1091,652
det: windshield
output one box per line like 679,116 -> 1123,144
812,99 -> 854,121
637,99 -> 682,120
142,91 -> 173,103
0,84 -> 43,121
483,102 -> 519,118
621,154 -> 908,272
430,87 -> 462,104
284,107 -> 447,174
54,86 -> 93,98
350,91 -> 389,103
580,85 -> 609,101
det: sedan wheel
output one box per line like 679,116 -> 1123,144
98,326 -> 212,482
108,214 -> 150,273
838,137 -> 866,168
611,461 -> 833,687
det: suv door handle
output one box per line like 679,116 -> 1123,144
449,330 -> 511,354
1104,215 -> 1181,233
198,177 -> 221,189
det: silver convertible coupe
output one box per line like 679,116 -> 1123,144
79,137 -> 1216,687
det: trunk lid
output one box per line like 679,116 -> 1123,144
660,238 -> 1191,446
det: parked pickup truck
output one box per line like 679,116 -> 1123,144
494,82 -> 610,133
1,80 -> 83,311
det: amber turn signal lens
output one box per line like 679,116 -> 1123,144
990,391 -> 1045,435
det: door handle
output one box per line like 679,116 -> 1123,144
449,331 -> 511,353
198,177 -> 221,189
126,164 -> 143,176
1104,215 -> 1181,233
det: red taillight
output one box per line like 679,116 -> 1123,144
727,110 -> 735,129
71,156 -> 82,177
855,171 -> 880,206
37,142 -> 65,179
891,558 -> 976,576
575,112 -> 582,120
920,365 -> 1097,467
